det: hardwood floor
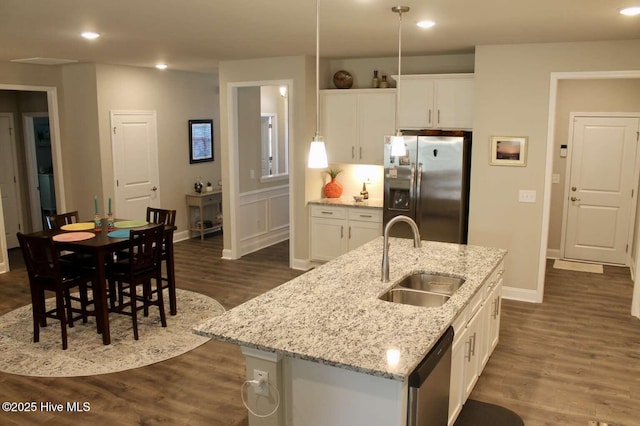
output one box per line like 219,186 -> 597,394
1,238 -> 639,425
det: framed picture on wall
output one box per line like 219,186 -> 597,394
490,136 -> 527,166
189,119 -> 214,164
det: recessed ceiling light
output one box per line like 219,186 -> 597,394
155,63 -> 168,70
81,32 -> 100,40
620,6 -> 640,16
416,20 -> 436,29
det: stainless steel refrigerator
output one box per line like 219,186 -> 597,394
383,130 -> 471,243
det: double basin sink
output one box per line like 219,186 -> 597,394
379,273 -> 465,308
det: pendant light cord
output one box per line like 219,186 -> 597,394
395,7 -> 404,137
315,0 -> 320,138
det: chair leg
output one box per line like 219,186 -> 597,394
79,282 -> 89,323
156,277 -> 167,328
31,303 -> 40,344
165,255 -> 177,316
56,293 -> 68,350
63,288 -> 75,328
130,282 -> 139,340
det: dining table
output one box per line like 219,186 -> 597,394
30,218 -> 176,345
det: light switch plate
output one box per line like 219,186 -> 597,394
519,190 -> 536,203
552,174 -> 560,184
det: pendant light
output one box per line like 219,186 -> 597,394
308,0 -> 329,169
390,6 -> 409,157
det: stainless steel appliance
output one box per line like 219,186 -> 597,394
407,326 -> 454,426
384,130 -> 471,243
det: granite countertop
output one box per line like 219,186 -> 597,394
308,197 -> 383,209
194,238 -> 506,381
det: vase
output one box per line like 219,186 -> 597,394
324,178 -> 343,198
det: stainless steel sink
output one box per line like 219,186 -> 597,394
379,288 -> 450,308
396,273 -> 465,296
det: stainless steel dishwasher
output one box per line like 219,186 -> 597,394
407,326 -> 454,426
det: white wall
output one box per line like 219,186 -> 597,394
469,40 -> 640,300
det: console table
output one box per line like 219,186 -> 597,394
185,191 -> 222,240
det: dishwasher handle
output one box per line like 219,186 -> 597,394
408,327 -> 454,388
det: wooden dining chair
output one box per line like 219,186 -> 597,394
17,232 -> 97,350
46,211 -> 81,229
106,224 -> 167,340
146,207 -> 178,315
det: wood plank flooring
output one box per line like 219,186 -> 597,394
1,237 -> 639,425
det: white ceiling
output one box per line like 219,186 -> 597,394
1,0 -> 639,73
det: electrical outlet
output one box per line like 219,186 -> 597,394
518,190 -> 536,203
253,369 -> 269,396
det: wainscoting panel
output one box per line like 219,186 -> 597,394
238,185 -> 289,257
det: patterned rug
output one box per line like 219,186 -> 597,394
0,288 -> 224,377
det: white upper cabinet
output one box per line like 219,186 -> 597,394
321,89 -> 395,165
397,74 -> 474,130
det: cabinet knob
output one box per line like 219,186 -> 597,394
152,186 -> 158,191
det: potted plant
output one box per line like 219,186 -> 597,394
324,168 -> 343,198
206,181 -> 213,192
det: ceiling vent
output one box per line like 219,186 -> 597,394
10,57 -> 78,65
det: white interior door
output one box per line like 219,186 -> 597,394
111,111 -> 160,220
0,113 -> 22,248
563,116 -> 640,264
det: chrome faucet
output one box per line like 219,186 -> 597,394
382,215 -> 421,282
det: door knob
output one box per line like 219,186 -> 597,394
152,186 -> 158,191
571,186 -> 577,191
571,196 -> 580,201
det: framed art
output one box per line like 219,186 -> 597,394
189,119 -> 214,164
490,136 -> 527,166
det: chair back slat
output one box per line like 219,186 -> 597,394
146,207 -> 176,226
46,211 -> 80,230
128,224 -> 164,274
17,233 -> 61,282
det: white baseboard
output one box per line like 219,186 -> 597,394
502,286 -> 541,303
240,229 -> 289,257
291,258 -> 313,271
173,230 -> 190,243
546,248 -> 561,259
0,261 -> 7,274
221,248 -> 236,260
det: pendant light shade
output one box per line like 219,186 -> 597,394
307,0 -> 329,169
308,135 -> 328,168
390,5 -> 409,158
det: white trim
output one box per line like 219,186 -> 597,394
227,79 -> 294,264
0,184 -> 7,273
546,248 -> 561,259
501,286 -> 540,303
23,112 -> 50,231
543,70 -> 640,317
241,346 -> 282,362
291,258 -> 312,271
0,113 -> 24,248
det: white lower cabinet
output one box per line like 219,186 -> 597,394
310,204 -> 382,262
448,261 -> 504,426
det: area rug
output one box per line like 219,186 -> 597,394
0,289 -> 224,377
455,399 -> 524,426
553,259 -> 603,274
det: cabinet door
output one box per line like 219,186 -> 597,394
321,93 -> 357,163
487,278 -> 502,355
348,220 -> 382,251
358,92 -> 396,165
398,78 -> 434,129
448,331 -> 467,426
463,307 -> 484,400
434,78 -> 474,129
310,216 -> 347,261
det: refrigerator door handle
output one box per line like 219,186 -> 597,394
416,163 -> 423,222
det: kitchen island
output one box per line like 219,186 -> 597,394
194,237 -> 506,426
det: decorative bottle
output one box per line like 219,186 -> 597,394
372,70 -> 379,88
379,75 -> 389,88
360,182 -> 369,200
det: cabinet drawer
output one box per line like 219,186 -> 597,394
348,208 -> 382,223
202,194 -> 220,205
310,205 -> 347,219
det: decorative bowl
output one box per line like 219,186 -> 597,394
353,195 -> 364,202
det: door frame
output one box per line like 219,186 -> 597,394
0,112 -> 23,249
226,79 -> 294,262
541,70 -> 640,318
0,84 -> 64,274
23,112 -> 50,231
559,112 -> 640,266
